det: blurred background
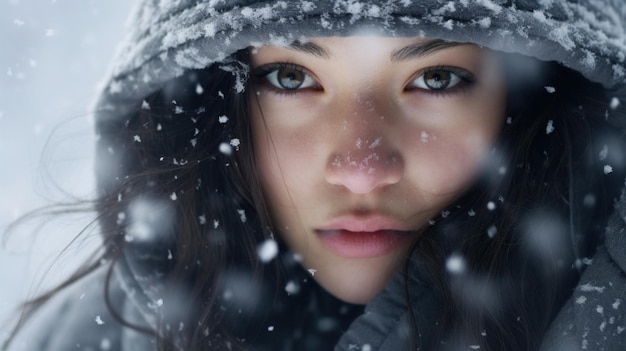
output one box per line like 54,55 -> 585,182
0,0 -> 136,340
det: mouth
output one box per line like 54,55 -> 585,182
315,215 -> 415,258
315,229 -> 414,258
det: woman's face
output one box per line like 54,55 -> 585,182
249,36 -> 506,304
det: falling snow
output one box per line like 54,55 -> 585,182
100,338 -> 111,350
610,97 -> 620,110
599,145 -> 609,160
237,209 -> 247,223
446,254 -> 467,274
95,316 -> 105,325
545,86 -> 556,93
126,199 -> 174,242
219,142 -> 233,155
285,280 -> 300,295
546,120 -> 555,134
230,138 -> 240,150
257,238 -> 278,263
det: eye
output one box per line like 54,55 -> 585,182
408,67 -> 473,92
258,64 -> 318,90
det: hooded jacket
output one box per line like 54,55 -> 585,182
8,1 -> 626,350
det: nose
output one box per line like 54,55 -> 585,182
325,95 -> 404,194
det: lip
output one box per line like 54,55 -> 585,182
317,214 -> 412,232
315,215 -> 415,258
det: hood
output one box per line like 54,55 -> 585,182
95,0 -> 626,121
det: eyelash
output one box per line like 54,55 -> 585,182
252,62 -> 320,97
408,65 -> 476,96
252,62 -> 476,97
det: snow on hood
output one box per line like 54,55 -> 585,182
94,0 -> 626,120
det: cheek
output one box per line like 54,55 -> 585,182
414,134 -> 491,195
251,119 -> 284,204
251,107 -> 322,207
404,109 -> 503,196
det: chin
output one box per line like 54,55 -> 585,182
313,258 -> 400,305
335,288 -> 382,305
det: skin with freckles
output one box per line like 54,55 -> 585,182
249,36 -> 506,304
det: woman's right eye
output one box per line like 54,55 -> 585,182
256,64 -> 318,91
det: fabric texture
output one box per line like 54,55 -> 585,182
540,190 -> 626,351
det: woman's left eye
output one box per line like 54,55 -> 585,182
408,67 -> 473,92
255,64 -> 318,91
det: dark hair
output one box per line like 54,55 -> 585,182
74,51 -> 360,350
3,49 -> 624,351
406,56 -> 624,350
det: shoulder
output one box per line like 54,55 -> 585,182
541,190 -> 626,351
7,267 -> 151,351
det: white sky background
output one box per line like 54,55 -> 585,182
0,0 -> 136,336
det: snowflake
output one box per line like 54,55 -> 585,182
257,238 -> 278,263
546,120 -> 555,134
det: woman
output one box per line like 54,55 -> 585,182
4,1 -> 626,350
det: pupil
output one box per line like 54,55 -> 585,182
278,69 -> 303,89
426,71 -> 450,90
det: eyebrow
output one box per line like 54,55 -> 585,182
390,40 -> 469,62
285,39 -> 468,62
287,41 -> 331,58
